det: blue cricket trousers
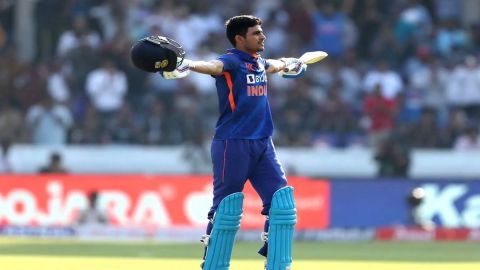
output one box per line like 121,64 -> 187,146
207,137 -> 288,220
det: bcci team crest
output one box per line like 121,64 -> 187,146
155,59 -> 169,69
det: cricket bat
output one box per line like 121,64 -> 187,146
280,51 -> 328,76
299,51 -> 328,64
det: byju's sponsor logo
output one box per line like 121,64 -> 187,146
246,73 -> 267,84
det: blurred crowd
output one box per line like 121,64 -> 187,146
0,0 -> 480,155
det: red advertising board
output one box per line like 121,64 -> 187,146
376,227 -> 480,241
0,175 -> 329,229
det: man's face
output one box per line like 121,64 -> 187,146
241,25 -> 266,53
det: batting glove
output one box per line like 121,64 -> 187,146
279,58 -> 307,79
162,58 -> 192,79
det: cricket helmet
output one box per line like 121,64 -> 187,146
130,36 -> 185,72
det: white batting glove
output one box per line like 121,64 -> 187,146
279,57 -> 301,71
279,58 -> 307,78
162,58 -> 192,79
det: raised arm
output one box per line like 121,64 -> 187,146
266,59 -> 288,74
162,59 -> 224,79
189,60 -> 224,76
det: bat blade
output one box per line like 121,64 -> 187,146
299,51 -> 328,64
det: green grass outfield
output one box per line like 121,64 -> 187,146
1,238 -> 479,270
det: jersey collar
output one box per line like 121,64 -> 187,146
227,48 -> 260,61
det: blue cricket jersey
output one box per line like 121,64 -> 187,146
214,48 -> 273,139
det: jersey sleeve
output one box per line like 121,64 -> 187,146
263,58 -> 270,70
218,53 -> 238,72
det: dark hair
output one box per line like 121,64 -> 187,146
225,15 -> 262,47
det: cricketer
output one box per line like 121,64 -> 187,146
131,14 -> 322,270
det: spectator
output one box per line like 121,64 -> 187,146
277,107 -> 311,147
336,50 -> 362,105
407,107 -> 441,148
446,55 -> 480,121
182,129 -> 210,174
441,108 -> 469,147
394,92 -> 422,131
434,18 -> 469,57
363,84 -> 397,149
173,2 -> 223,53
57,15 -> 101,57
143,99 -> 167,145
34,0 -> 66,59
172,88 -> 207,144
71,103 -> 103,144
363,60 -> 404,100
261,10 -> 289,57
453,125 -> 480,150
302,0 -> 356,58
370,22 -> 404,65
16,62 -> 51,110
86,56 -> 128,119
408,56 -> 449,113
64,0 -> 93,19
144,62 -> 180,113
75,191 -> 109,225
394,0 -> 432,45
90,0 -> 126,42
47,59 -> 71,104
350,0 -> 383,59
282,79 -> 316,126
107,103 -> 141,144
283,0 -> 313,47
0,46 -> 24,100
315,85 -> 359,147
25,95 -> 73,145
63,34 -> 101,94
0,97 -> 23,143
374,134 -> 410,177
277,79 -> 316,146
38,152 -> 68,174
